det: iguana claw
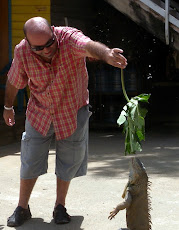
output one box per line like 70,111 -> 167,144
108,209 -> 119,220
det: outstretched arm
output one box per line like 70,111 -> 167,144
85,40 -> 127,69
108,190 -> 132,220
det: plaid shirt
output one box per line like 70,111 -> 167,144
8,27 -> 91,140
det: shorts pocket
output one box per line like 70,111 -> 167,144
63,105 -> 90,143
21,132 -> 31,155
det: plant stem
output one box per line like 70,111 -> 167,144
121,69 -> 130,103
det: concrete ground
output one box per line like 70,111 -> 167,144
0,124 -> 179,230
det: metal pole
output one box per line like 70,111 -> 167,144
64,17 -> 68,26
165,0 -> 170,45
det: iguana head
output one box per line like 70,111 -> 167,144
129,157 -> 148,185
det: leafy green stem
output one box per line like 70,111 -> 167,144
121,69 -> 130,103
118,69 -> 150,155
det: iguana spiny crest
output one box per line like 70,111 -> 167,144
109,157 -> 152,230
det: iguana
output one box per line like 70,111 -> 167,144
108,157 -> 152,230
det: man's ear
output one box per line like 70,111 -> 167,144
51,26 -> 54,32
24,37 -> 28,42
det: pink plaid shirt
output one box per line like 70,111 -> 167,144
8,27 -> 91,140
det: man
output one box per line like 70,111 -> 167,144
3,17 -> 127,227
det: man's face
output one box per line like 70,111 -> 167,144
27,30 -> 57,60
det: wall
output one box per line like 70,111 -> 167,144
0,0 -> 9,105
51,0 -> 96,34
0,1 -> 9,71
0,0 -> 51,106
11,0 -> 51,55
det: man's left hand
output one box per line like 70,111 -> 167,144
105,48 -> 127,69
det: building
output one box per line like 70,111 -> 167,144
0,0 -> 179,128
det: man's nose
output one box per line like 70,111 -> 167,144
44,47 -> 50,52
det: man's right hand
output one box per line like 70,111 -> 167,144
3,109 -> 15,126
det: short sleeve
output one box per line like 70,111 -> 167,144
8,45 -> 28,89
69,30 -> 91,57
56,27 -> 91,58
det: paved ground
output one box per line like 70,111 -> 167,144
0,125 -> 179,230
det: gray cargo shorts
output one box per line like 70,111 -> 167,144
20,105 -> 92,181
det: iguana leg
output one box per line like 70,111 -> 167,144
108,190 -> 132,220
122,182 -> 129,199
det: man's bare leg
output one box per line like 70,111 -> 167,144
53,177 -> 71,224
55,177 -> 70,207
7,178 -> 37,227
18,178 -> 37,209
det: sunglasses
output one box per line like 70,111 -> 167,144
29,35 -> 55,52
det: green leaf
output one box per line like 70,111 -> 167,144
127,101 -> 134,109
119,69 -> 150,155
137,116 -> 145,129
136,130 -> 145,141
134,139 -> 142,152
125,130 -> 131,155
134,94 -> 151,102
130,98 -> 138,105
130,105 -> 137,121
123,105 -> 128,111
128,117 -> 135,133
138,105 -> 148,118
117,110 -> 127,126
117,94 -> 150,155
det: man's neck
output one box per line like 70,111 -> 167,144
41,56 -> 52,63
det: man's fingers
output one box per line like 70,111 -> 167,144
3,110 -> 15,126
111,49 -> 128,68
113,48 -> 124,54
110,59 -> 127,69
113,52 -> 127,62
8,118 -> 15,126
5,117 -> 15,126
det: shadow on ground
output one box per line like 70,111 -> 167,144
87,125 -> 179,179
0,216 -> 84,230
0,124 -> 178,179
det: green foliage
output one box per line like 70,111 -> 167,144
118,69 -> 150,155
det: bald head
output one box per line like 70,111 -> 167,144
23,17 -> 52,39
